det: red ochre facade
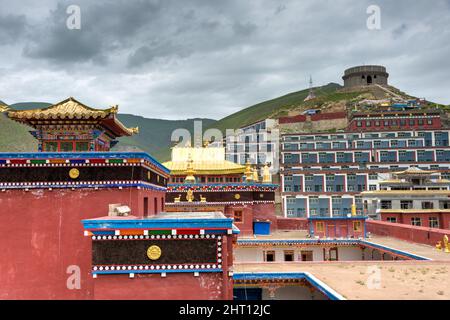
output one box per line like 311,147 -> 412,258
0,187 -> 171,299
380,212 -> 450,230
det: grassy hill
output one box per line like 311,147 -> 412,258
209,82 -> 342,132
114,115 -> 216,160
0,113 -> 38,152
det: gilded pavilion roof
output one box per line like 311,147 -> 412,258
163,146 -> 246,175
0,104 -> 9,113
393,167 -> 437,176
7,97 -> 138,136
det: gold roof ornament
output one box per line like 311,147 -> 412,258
0,104 -> 9,113
252,166 -> 259,182
186,189 -> 194,202
262,163 -> 272,184
183,154 -> 196,184
444,235 -> 450,253
351,203 -> 357,216
244,160 -> 253,182
6,97 -> 137,136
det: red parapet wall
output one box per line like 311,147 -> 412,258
310,112 -> 347,121
366,220 -> 450,246
279,115 -> 307,124
276,217 -> 308,230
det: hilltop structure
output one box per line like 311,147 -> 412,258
342,65 -> 389,88
7,97 -> 138,152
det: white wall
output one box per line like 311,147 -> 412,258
235,245 -> 367,262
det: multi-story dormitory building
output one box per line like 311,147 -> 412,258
224,119 -> 279,172
280,111 -> 450,219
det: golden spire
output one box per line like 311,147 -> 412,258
252,166 -> 259,182
184,153 -> 196,184
351,203 -> 357,216
244,160 -> 253,182
262,163 -> 272,183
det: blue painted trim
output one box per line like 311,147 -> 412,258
168,183 -> 278,189
93,268 -> 222,275
0,151 -> 170,174
360,240 -> 431,261
233,272 -> 345,300
238,239 -> 360,245
82,217 -> 235,231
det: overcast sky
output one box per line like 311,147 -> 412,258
0,0 -> 449,120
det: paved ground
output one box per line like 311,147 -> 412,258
368,235 -> 450,261
236,231 -> 450,299
234,261 -> 450,300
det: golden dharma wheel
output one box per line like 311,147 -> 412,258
69,168 -> 80,179
147,245 -> 162,260
234,193 -> 241,200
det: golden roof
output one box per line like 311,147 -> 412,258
7,97 -> 118,120
7,97 -> 138,136
163,146 -> 245,175
393,167 -> 437,176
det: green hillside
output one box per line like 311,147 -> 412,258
8,102 -> 52,110
115,115 -> 216,160
209,82 -> 342,132
0,113 -> 38,152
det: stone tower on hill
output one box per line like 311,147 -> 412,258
342,65 -> 389,88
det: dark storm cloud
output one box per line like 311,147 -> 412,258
0,0 -> 449,120
0,14 -> 27,43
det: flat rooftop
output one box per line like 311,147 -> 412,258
234,261 -> 450,300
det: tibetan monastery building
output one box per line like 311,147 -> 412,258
7,97 -> 138,152
0,98 -> 236,300
163,145 -> 279,235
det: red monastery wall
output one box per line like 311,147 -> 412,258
0,188 -> 166,299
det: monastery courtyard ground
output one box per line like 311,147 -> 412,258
236,232 -> 450,300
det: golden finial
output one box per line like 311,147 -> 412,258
444,235 -> 450,253
109,104 -> 119,114
262,163 -> 272,183
244,160 -> 253,182
252,166 -> 259,182
186,189 -> 194,202
0,105 -> 9,113
184,153 -> 196,184
129,126 -> 139,134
